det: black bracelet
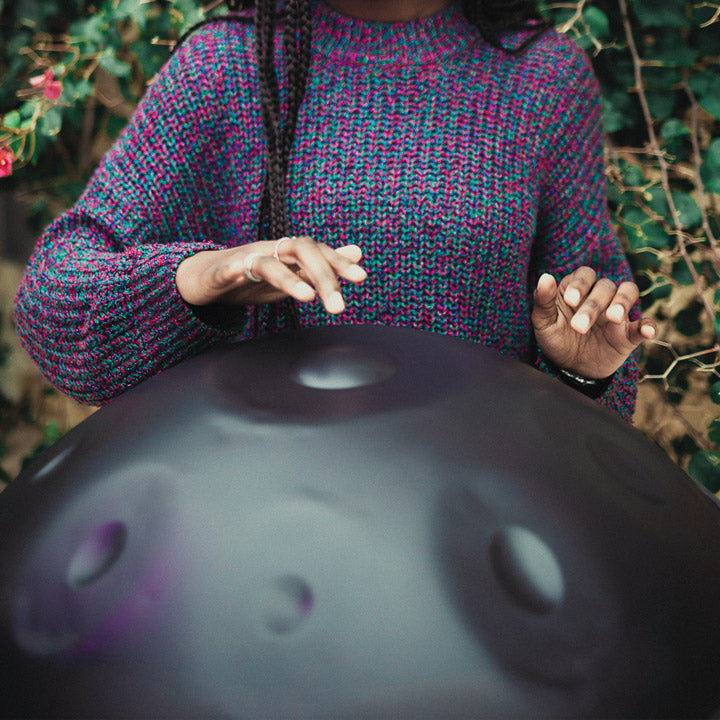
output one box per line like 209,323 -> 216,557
556,366 -> 615,399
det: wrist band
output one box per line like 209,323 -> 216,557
556,366 -> 615,399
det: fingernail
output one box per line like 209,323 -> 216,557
326,291 -> 345,314
572,313 -> 589,333
565,288 -> 580,306
294,281 -> 315,301
642,324 -> 656,339
607,304 -> 624,322
345,264 -> 367,281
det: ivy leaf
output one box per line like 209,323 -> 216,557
671,259 -> 701,286
689,70 -> 720,118
2,110 -> 21,129
706,138 -> 720,170
646,90 -> 676,120
624,165 -> 644,186
674,301 -> 703,336
688,451 -> 720,492
710,380 -> 720,404
633,0 -> 691,28
130,41 -> 168,78
64,77 -> 94,103
672,192 -> 702,228
660,118 -> 689,141
620,207 -> 671,250
70,15 -> 107,45
584,6 -> 610,38
642,29 -> 697,67
709,419 -> 720,446
38,107 -> 62,137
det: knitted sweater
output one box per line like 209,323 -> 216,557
14,0 -> 639,418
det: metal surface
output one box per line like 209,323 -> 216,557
1,325 -> 719,718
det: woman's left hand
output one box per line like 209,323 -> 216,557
531,267 -> 657,379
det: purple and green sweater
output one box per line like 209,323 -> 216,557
14,0 -> 639,418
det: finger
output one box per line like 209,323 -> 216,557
335,244 -> 363,264
569,277 -> 617,334
531,273 -> 559,330
558,266 -> 598,308
281,236 -> 346,314
605,281 -> 640,324
237,253 -> 316,303
626,318 -> 657,345
319,244 -> 367,284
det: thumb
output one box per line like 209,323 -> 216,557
532,273 -> 559,331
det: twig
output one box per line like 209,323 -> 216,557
618,0 -> 718,327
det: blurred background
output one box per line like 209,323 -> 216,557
0,0 -> 718,489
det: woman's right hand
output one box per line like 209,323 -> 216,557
175,236 -> 367,314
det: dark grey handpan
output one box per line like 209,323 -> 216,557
1,325 -> 719,719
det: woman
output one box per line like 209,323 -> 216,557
13,0 -> 655,418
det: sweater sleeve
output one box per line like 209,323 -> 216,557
14,23 -> 256,405
531,33 -> 639,422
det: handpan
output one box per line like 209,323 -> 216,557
1,325 -> 719,719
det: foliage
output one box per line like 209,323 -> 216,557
0,0 -> 212,231
537,0 -> 720,490
0,0 -> 719,487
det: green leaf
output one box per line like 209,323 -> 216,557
672,192 -> 702,229
602,97 -> 627,134
690,71 -> 720,119
648,279 -> 673,301
642,30 -> 697,67
644,186 -> 668,217
646,90 -> 676,120
2,110 -> 21,129
709,418 -> 720,446
98,50 -> 133,79
633,0 -> 690,28
43,420 -> 61,446
707,138 -> 720,170
671,259 -> 701,286
710,380 -> 720,404
688,451 -> 720,492
583,6 -> 610,37
624,165 -> 644,186
620,207 -> 671,250
38,107 -> 62,137
715,311 -> 720,340
675,301 -> 703,336
130,40 -> 168,79
65,77 -> 94,102
660,118 -> 689,141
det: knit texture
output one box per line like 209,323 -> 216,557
14,0 -> 639,418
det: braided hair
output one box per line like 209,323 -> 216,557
170,0 -> 550,329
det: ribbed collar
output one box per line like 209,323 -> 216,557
311,0 -> 477,68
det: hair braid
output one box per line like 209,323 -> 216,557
282,0 -> 312,173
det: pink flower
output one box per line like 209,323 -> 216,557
29,68 -> 53,88
30,68 -> 63,102
0,145 -> 13,178
43,81 -> 63,102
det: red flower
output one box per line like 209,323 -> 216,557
30,68 -> 63,102
0,145 -> 13,178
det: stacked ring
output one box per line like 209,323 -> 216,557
243,252 -> 264,283
274,236 -> 293,261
